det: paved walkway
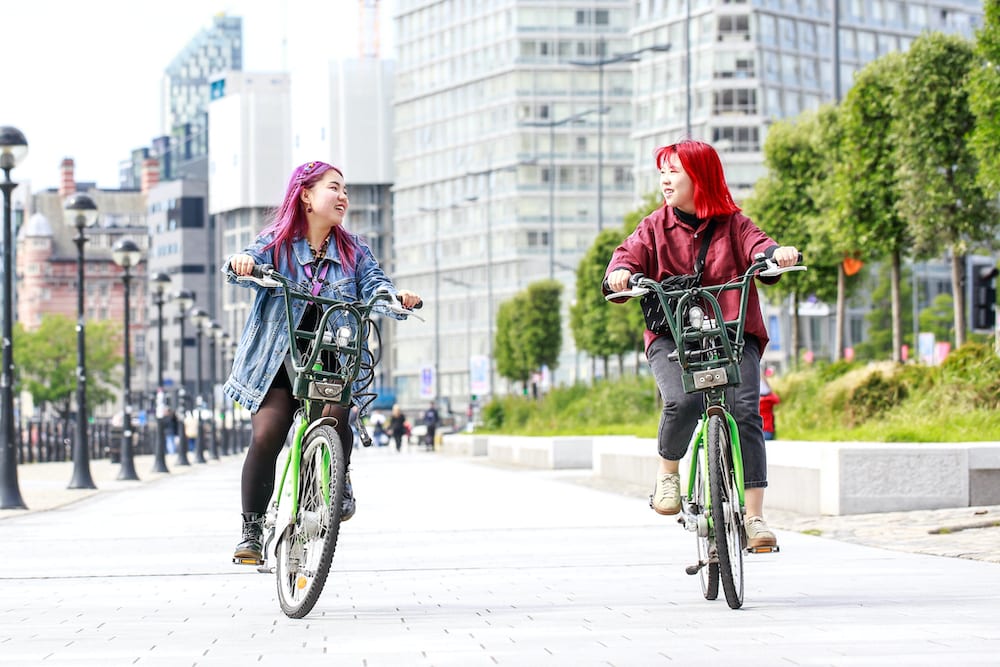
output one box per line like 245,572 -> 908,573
2,447 -> 999,665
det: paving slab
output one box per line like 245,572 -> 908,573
2,447 -> 999,666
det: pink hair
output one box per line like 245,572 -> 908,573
654,140 -> 740,219
260,160 -> 358,273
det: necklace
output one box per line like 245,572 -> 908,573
308,232 -> 332,263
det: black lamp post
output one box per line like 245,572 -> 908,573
112,238 -> 142,481
219,330 -> 231,455
149,272 -> 171,473
65,192 -> 99,490
0,126 -> 28,509
172,289 -> 194,466
190,307 -> 209,464
207,320 -> 221,459
525,108 -> 605,280
229,339 -> 242,451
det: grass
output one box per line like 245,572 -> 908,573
481,342 -> 1000,442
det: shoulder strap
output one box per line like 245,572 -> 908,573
693,220 -> 716,277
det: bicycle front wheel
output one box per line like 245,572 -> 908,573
275,424 -> 346,618
693,447 -> 719,600
708,414 -> 744,609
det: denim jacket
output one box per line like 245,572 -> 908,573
222,231 -> 397,414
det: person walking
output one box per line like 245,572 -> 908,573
389,404 -> 407,452
759,373 -> 781,441
223,160 -> 421,565
603,139 -> 799,550
422,402 -> 439,450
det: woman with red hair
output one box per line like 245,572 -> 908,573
604,140 -> 799,549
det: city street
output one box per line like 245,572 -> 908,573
2,447 -> 999,666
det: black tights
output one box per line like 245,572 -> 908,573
241,373 -> 354,514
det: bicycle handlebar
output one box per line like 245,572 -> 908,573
236,263 -> 424,316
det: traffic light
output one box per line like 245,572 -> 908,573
971,264 -> 998,331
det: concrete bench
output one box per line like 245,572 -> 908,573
444,433 -> 1000,515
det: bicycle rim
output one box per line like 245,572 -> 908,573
708,414 -> 744,609
693,453 -> 719,600
275,425 -> 345,618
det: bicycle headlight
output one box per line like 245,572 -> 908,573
688,305 -> 705,331
335,326 -> 353,347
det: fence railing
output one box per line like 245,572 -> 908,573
14,418 -> 252,466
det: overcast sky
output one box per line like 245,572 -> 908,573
5,0 -> 394,191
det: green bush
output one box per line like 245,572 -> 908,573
478,342 -> 1000,442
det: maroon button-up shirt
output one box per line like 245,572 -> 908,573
604,206 -> 778,351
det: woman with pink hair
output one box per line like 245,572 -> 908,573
223,161 -> 420,564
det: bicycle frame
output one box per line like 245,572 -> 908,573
684,412 -> 746,523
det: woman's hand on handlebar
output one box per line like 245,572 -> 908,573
607,269 -> 633,293
771,246 -> 800,268
396,289 -> 422,309
230,254 -> 257,276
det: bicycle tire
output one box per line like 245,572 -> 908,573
275,424 -> 346,618
693,449 -> 720,600
708,414 -> 744,609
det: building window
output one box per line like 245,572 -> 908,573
713,88 -> 757,115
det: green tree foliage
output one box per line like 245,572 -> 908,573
570,227 -> 642,376
13,314 -> 121,419
743,107 -> 843,364
853,262 -> 914,360
831,52 -> 911,362
967,0 -> 1000,196
918,293 -> 956,344
495,280 -> 563,389
893,33 -> 995,347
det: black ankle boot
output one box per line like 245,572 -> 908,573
233,512 -> 265,563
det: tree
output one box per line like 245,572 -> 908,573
494,280 -> 563,391
893,33 -> 995,349
919,293 -> 956,345
854,261 -> 914,360
13,314 -> 121,420
495,296 -> 532,389
830,52 -> 911,362
743,107 -> 843,366
968,0 -> 1000,197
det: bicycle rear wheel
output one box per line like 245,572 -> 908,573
708,414 -> 744,609
692,450 -> 719,600
275,424 -> 346,618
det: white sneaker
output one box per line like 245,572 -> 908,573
651,472 -> 681,515
745,515 -> 777,548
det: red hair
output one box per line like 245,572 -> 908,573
654,140 -> 740,219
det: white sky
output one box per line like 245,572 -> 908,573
4,0 -> 394,191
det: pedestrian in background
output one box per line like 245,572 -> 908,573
389,404 -> 407,452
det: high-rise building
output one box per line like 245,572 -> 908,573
159,13 -> 243,181
391,0 -> 640,405
631,0 -> 983,198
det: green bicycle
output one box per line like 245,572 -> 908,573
606,253 -> 804,609
236,264 -> 420,618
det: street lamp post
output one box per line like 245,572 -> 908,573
219,330 -> 231,455
442,277 -> 473,411
570,41 -> 671,231
65,192 -> 100,490
190,307 -> 209,463
525,108 -> 606,280
112,239 -> 142,481
207,321 -> 221,459
150,272 -> 171,473
0,126 -> 28,509
172,289 -> 194,466
418,205 -> 443,402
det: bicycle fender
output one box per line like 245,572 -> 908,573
303,416 -> 340,442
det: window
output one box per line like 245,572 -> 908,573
712,126 -> 760,152
718,15 -> 750,41
713,88 -> 757,114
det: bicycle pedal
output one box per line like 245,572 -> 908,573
745,545 -> 780,554
233,556 -> 265,566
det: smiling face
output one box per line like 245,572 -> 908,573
659,153 -> 695,214
302,168 -> 349,225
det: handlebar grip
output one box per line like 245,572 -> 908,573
629,273 -> 646,287
411,300 -> 424,310
251,263 -> 274,279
